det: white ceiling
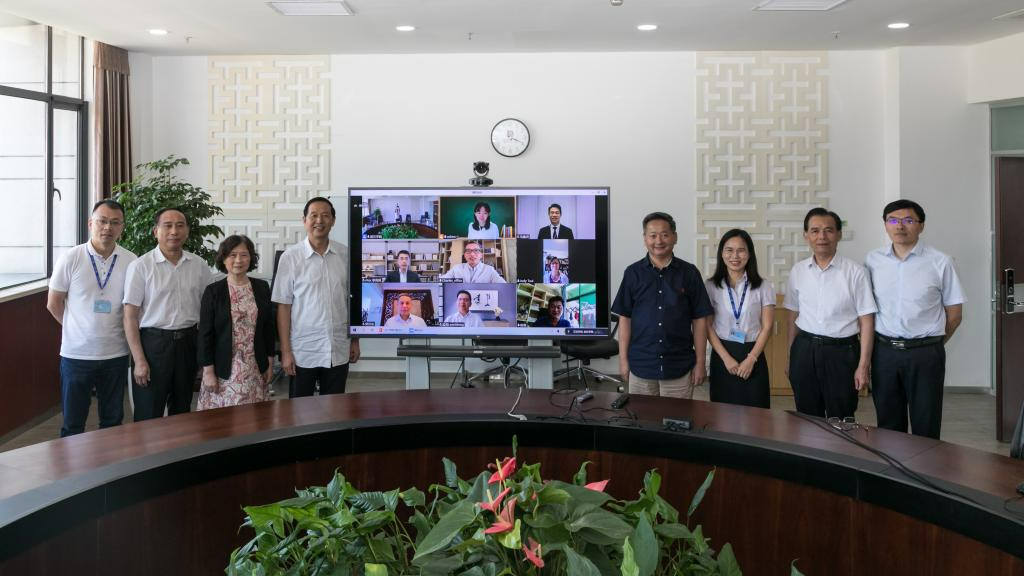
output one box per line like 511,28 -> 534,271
2,0 -> 1024,55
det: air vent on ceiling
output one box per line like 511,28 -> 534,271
754,0 -> 849,10
993,7 -> 1024,20
267,0 -> 354,16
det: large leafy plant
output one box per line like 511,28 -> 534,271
112,155 -> 224,265
227,438 -> 786,575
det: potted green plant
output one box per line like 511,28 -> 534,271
227,438 -> 801,575
112,155 -> 225,265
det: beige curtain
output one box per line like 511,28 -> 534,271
93,41 -> 132,200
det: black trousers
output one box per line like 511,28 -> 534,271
709,340 -> 770,409
871,338 -> 945,439
788,332 -> 859,419
290,363 -> 350,397
134,327 -> 197,421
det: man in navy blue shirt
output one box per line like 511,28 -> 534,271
613,212 -> 713,398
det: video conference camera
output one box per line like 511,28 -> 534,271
470,161 -> 493,187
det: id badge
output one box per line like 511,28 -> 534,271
93,299 -> 113,314
728,327 -> 746,343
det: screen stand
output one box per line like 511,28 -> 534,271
405,338 -> 431,390
526,339 -> 554,389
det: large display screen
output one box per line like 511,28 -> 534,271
348,187 -> 610,339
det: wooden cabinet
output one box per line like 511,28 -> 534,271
767,294 -> 792,396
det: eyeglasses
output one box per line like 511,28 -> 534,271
826,416 -> 865,433
92,217 -> 124,227
464,248 -> 482,253
886,217 -> 920,226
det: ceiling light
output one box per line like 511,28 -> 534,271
396,25 -> 415,32
148,29 -> 168,36
267,1 -> 354,16
637,24 -> 658,31
754,0 -> 848,10
887,22 -> 910,29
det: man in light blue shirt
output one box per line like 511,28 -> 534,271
865,199 -> 964,439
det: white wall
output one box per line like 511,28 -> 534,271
134,48 -> 988,387
968,31 -> 1024,104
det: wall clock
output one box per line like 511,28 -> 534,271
491,118 -> 530,157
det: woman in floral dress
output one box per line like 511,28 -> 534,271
197,235 -> 275,409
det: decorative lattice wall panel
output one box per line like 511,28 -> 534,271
209,55 -> 331,275
696,52 -> 830,290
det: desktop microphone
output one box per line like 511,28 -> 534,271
507,386 -> 528,421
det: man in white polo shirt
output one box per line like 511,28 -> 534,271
123,207 -> 212,421
273,197 -> 360,397
785,207 -> 877,420
383,294 -> 428,329
440,241 -> 505,283
47,199 -> 138,436
865,199 -> 964,439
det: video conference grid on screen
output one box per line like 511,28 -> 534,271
348,188 -> 610,339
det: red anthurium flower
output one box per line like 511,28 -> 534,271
479,487 -> 511,513
488,457 -> 517,484
522,537 -> 544,568
584,479 -> 609,492
483,497 -> 518,534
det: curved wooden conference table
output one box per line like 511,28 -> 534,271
0,389 -> 1022,575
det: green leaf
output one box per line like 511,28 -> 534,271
718,543 -> 742,576
443,457 -> 460,488
568,509 -> 633,540
565,547 -> 603,576
653,523 -> 693,540
413,499 -> 479,561
548,481 -> 612,508
687,469 -> 716,522
573,461 -> 592,486
536,484 -> 571,506
575,528 -> 626,546
629,514 -> 658,576
363,563 -> 388,576
496,519 -> 522,549
620,538 -> 640,576
327,472 -> 346,505
410,510 -> 433,545
420,555 -> 466,576
512,434 -> 518,458
791,559 -> 805,576
243,504 -> 286,537
642,470 -> 661,497
401,487 -> 426,508
525,511 -> 563,529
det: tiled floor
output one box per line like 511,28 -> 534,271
0,370 -> 1012,456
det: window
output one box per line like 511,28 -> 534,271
0,14 -> 87,290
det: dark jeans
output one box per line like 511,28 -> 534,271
872,340 -> 946,439
60,355 -> 129,437
290,363 -> 350,397
133,327 -> 198,421
788,332 -> 860,419
709,340 -> 770,409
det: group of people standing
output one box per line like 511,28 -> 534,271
614,201 -> 964,439
47,196 -> 358,436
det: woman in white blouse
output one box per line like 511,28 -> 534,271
704,229 -> 775,408
467,201 -> 500,239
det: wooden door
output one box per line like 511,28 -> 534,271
996,156 -> 1024,441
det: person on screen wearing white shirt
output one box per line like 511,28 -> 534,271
384,250 -> 420,283
441,241 -> 505,283
123,207 -> 213,421
384,294 -> 428,329
704,229 -> 774,409
543,256 -> 569,285
47,199 -> 138,436
443,290 -> 484,327
865,199 -> 965,439
784,208 -> 876,420
273,197 -> 360,398
466,201 -> 500,239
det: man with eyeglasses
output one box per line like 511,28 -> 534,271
46,200 -> 138,436
124,207 -> 213,420
865,200 -> 964,439
440,240 -> 506,283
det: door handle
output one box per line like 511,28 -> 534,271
52,187 -> 62,201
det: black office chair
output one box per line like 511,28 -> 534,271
554,313 -> 622,389
1011,399 -> 1024,460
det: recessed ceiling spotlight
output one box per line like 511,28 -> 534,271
637,24 -> 658,31
148,29 -> 168,36
888,22 -> 910,29
396,25 -> 415,32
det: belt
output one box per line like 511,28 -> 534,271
142,326 -> 197,340
876,333 -> 943,350
797,331 -> 858,346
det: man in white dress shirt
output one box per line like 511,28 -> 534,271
440,241 -> 505,283
443,290 -> 484,327
47,199 -> 138,436
123,208 -> 212,420
383,294 -> 428,329
273,197 -> 360,397
784,208 -> 877,419
865,200 -> 964,439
